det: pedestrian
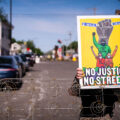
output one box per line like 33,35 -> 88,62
68,68 -> 118,118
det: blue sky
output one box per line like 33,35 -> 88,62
1,0 -> 120,52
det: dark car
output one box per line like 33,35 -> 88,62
0,56 -> 22,90
24,53 -> 35,67
14,55 -> 26,76
20,54 -> 29,71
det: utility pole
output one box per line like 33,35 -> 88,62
93,8 -> 96,15
68,32 -> 72,42
87,7 -> 97,15
10,0 -> 12,44
68,32 -> 72,50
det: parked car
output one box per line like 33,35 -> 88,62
20,54 -> 30,71
24,53 -> 35,67
14,55 -> 26,76
0,56 -> 22,90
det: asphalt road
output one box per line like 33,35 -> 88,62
0,61 -> 120,120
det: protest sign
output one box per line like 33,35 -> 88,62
77,15 -> 120,89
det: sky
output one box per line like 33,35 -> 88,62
0,0 -> 120,52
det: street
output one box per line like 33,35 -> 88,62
0,61 -> 120,120
0,61 -> 81,120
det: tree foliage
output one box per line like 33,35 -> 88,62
35,48 -> 43,55
16,40 -> 24,45
67,41 -> 78,51
11,38 -> 16,43
62,45 -> 67,55
26,40 -> 35,53
0,5 -> 7,23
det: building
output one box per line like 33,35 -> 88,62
0,20 -> 12,55
115,9 -> 120,15
10,43 -> 31,55
66,49 -> 75,57
10,43 -> 21,55
21,44 -> 27,53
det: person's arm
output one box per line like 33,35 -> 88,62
91,46 -> 97,58
92,32 -> 100,48
112,46 -> 118,58
68,68 -> 84,96
108,46 -> 111,54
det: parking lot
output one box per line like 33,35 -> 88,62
0,61 -> 120,120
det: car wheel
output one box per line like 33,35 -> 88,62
0,81 -> 16,91
16,80 -> 23,88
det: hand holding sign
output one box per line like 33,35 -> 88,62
76,68 -> 84,79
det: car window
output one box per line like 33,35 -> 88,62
15,56 -> 19,62
19,56 -> 23,62
15,56 -> 23,63
0,58 -> 12,64
13,58 -> 18,65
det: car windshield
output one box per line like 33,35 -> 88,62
0,58 -> 12,64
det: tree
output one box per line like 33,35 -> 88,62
62,45 -> 67,55
67,41 -> 78,52
0,6 -> 7,23
16,40 -> 24,45
26,40 -> 36,53
11,38 -> 16,43
35,48 -> 44,55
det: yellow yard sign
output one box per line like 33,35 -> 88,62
77,15 -> 120,89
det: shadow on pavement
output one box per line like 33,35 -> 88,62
0,79 -> 23,91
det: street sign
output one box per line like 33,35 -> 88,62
77,15 -> 120,89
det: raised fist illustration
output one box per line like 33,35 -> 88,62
96,19 -> 113,45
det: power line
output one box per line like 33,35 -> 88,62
10,10 -> 116,16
